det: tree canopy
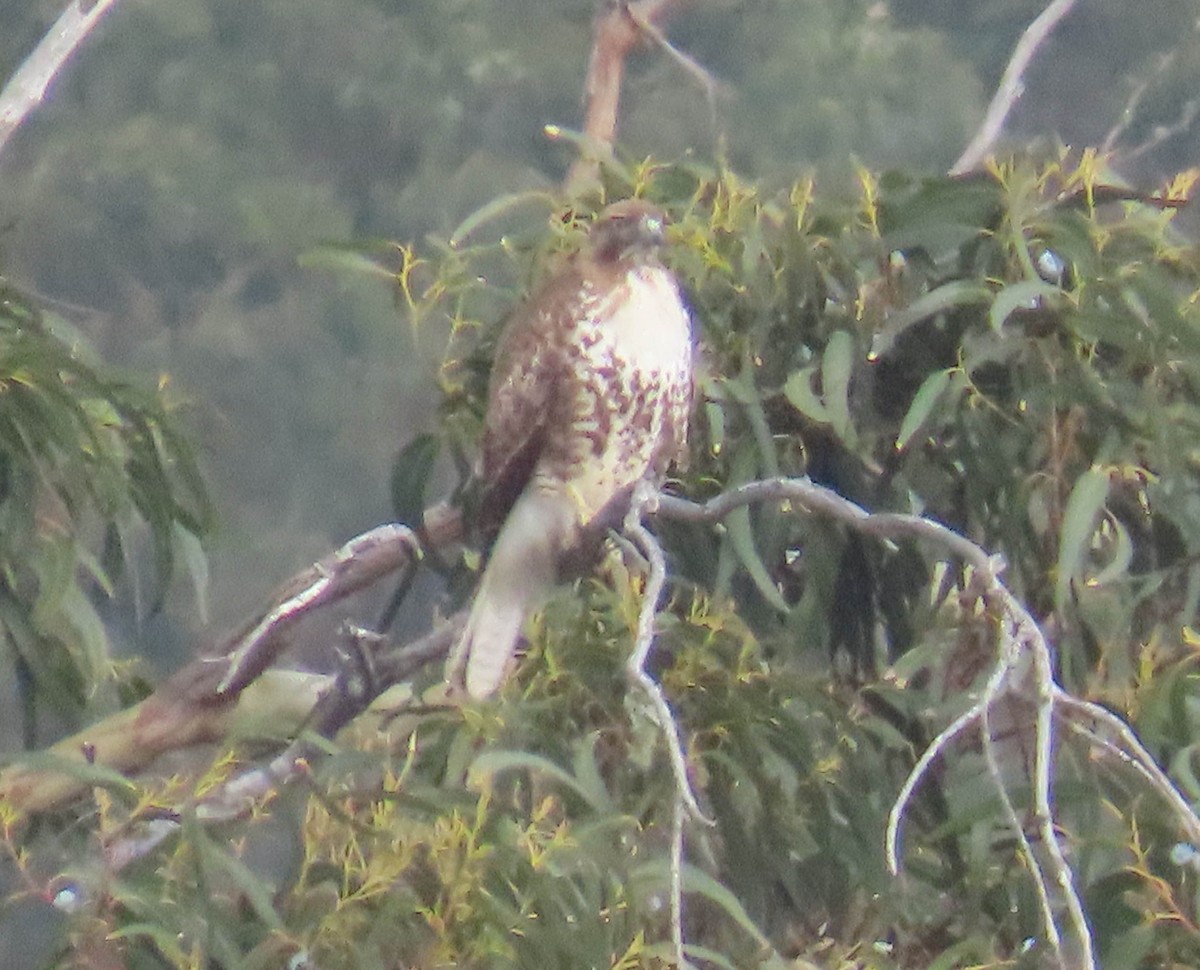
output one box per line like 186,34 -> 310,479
3,2 -> 1200,969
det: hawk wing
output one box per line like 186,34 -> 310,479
477,267 -> 586,544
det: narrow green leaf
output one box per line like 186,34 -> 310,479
895,368 -> 954,452
173,521 -> 210,627
109,922 -> 190,960
987,279 -> 1061,333
704,400 -> 726,455
726,504 -> 789,612
569,733 -> 616,814
2,750 -> 139,804
59,582 -> 111,686
30,535 -> 76,628
449,190 -> 552,247
782,366 -> 829,424
390,432 -> 441,529
1085,515 -> 1132,590
193,827 -> 286,932
1055,466 -> 1111,611
925,937 -> 996,970
297,240 -> 401,279
869,280 -> 992,359
821,330 -> 856,445
468,749 -> 609,812
632,860 -> 779,955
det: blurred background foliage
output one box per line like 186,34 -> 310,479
4,0 -> 1200,968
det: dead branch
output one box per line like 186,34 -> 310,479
103,618 -> 460,871
655,476 -> 1200,970
1100,51 -> 1176,155
212,503 -> 459,697
5,466 -> 1195,970
563,0 -> 694,195
0,0 -> 126,161
623,481 -> 709,969
950,0 -> 1081,176
0,503 -> 461,815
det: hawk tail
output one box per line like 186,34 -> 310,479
450,488 -> 574,699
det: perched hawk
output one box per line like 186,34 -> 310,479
447,199 -> 694,698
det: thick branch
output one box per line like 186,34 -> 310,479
103,619 -> 461,871
563,0 -> 690,194
0,503 -> 461,815
8,469 -> 1197,970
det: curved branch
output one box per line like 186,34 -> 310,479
656,475 -> 1200,970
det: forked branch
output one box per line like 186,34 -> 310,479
655,476 -> 1200,970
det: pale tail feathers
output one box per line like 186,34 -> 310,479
449,487 -> 575,699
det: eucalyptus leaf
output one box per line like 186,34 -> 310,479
821,329 -> 856,445
895,367 -> 954,452
987,278 -> 1062,333
1055,467 -> 1111,611
870,280 -> 992,359
449,190 -> 552,247
782,365 -> 829,423
390,432 -> 441,529
468,749 -> 610,813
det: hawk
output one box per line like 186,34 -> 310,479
447,199 -> 694,699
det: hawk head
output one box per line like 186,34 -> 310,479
590,199 -> 668,264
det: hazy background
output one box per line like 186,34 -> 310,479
0,0 -> 1196,672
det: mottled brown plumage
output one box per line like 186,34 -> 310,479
446,200 -> 694,698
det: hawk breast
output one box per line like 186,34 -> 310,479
479,261 -> 692,545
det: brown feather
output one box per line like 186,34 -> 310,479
447,201 -> 694,698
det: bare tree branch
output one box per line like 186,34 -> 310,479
655,475 -> 1200,970
624,482 -> 712,828
1124,98 -> 1200,163
564,0 -> 695,195
6,468 -> 1196,970
1100,51 -> 1176,155
0,503 -> 462,815
950,0 -> 1081,176
0,0 -> 125,161
103,619 -> 460,871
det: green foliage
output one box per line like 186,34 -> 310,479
0,278 -> 210,735
420,152 -> 1200,965
18,152 -> 1200,968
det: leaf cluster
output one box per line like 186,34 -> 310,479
13,151 -> 1200,969
0,279 -> 210,737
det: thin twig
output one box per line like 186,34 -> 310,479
1124,98 -> 1199,163
1100,52 -> 1175,155
0,0 -> 126,160
950,0 -> 1081,176
624,482 -> 712,825
1056,692 -> 1200,848
670,792 -> 690,970
623,1 -> 724,127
